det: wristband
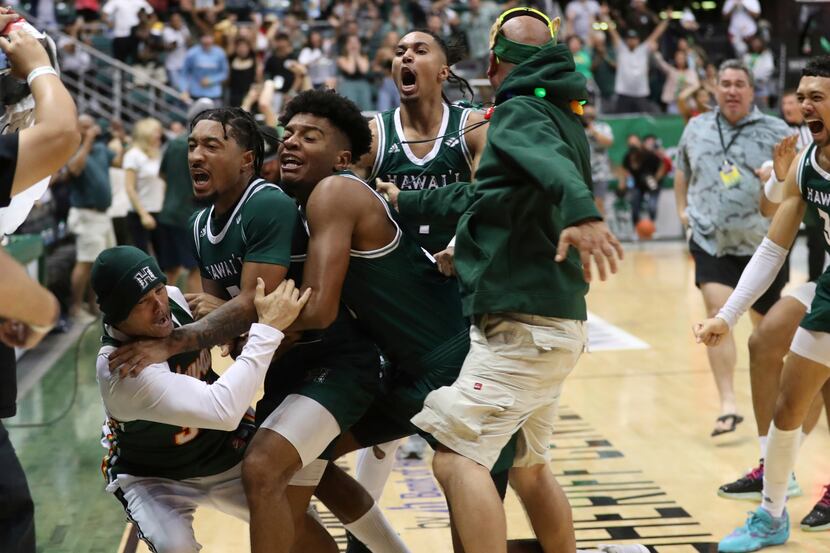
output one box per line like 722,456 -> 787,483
26,66 -> 57,87
764,171 -> 785,203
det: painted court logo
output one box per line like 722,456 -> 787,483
133,266 -> 157,290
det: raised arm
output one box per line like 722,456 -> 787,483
645,18 -> 669,51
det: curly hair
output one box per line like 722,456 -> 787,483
279,89 -> 372,160
803,56 -> 830,79
191,107 -> 265,176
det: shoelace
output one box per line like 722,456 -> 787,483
817,484 -> 830,508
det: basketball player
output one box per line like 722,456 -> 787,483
92,245 -> 307,552
108,108 -> 404,553
717,134 -> 830,532
346,29 -> 489,543
695,56 -> 830,551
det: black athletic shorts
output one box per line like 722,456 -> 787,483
689,238 -> 788,315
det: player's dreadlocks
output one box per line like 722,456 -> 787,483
803,56 -> 830,79
413,29 -> 476,103
280,89 -> 373,161
191,107 -> 265,176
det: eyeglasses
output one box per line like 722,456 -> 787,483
494,7 -> 558,42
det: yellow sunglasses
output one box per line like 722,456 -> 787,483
494,7 -> 559,42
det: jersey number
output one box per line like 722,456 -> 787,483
174,427 -> 200,445
819,210 -> 830,246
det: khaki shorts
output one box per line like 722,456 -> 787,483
411,313 -> 586,470
68,207 -> 116,262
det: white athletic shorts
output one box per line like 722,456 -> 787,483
116,462 -> 248,553
67,207 -> 115,263
412,313 -> 586,470
785,281 -> 817,310
259,394 -> 339,486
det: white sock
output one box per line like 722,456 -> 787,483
759,435 -> 768,461
355,439 -> 400,502
344,503 -> 411,553
761,424 -> 801,518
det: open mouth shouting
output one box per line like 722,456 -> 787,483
191,167 -> 212,193
807,118 -> 826,137
280,153 -> 304,176
400,66 -> 418,95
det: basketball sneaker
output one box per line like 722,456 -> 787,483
718,460 -> 802,500
718,507 -> 789,552
399,434 -> 427,460
800,483 -> 830,532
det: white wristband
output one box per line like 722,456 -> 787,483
764,172 -> 786,203
26,66 -> 57,87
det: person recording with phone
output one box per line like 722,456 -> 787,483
0,8 -> 79,553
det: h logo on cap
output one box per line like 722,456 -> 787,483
134,266 -> 157,290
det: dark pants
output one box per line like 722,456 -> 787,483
614,94 -> 657,114
126,212 -> 163,256
0,346 -> 35,553
631,187 -> 659,224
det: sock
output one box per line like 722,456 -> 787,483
761,424 -> 801,518
759,435 -> 768,461
344,503 -> 411,553
355,439 -> 400,502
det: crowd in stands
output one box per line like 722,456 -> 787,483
17,0 -> 779,117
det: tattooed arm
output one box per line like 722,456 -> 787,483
108,261 -> 287,376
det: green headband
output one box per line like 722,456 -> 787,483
493,33 -> 553,65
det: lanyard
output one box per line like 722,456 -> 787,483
716,113 -> 748,163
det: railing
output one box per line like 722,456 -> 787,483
20,9 -> 189,129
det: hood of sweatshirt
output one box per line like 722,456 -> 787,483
494,43 -> 588,110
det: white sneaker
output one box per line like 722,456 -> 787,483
399,435 -> 428,459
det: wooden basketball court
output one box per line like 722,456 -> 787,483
127,241 -> 830,552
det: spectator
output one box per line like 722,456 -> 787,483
373,30 -> 400,112
337,34 -> 372,111
565,0 -> 601,43
655,49 -> 700,114
57,32 -> 92,98
723,0 -> 761,56
674,59 -> 790,437
601,5 -> 668,114
105,119 -> 131,246
626,0 -> 659,37
743,34 -> 775,108
259,33 -> 306,121
188,0 -> 225,36
101,0 -> 154,63
162,12 -> 191,92
382,4 -> 411,37
75,0 -> 101,21
568,35 -> 594,84
156,100 -> 213,293
123,117 -> 165,256
623,134 -> 665,227
282,14 -> 306,53
458,0 -> 501,75
582,104 -> 614,216
228,36 -> 259,107
678,84 -> 715,123
590,30 -> 616,106
182,32 -> 229,104
132,10 -> 166,82
65,114 -> 122,321
298,30 -> 337,90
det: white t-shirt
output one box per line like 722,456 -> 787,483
162,26 -> 190,71
615,42 -> 651,97
123,147 -> 164,213
102,0 -> 154,38
565,0 -> 601,41
723,0 -> 760,40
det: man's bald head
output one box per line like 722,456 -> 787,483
500,15 -> 553,47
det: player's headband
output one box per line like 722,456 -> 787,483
490,7 -> 558,64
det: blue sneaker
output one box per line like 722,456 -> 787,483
718,508 -> 789,552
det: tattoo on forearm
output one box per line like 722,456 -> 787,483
171,299 -> 256,352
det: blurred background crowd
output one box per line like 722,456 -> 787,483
3,0 -> 828,329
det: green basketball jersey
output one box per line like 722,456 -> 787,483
321,172 -> 469,376
798,143 -> 830,332
100,287 -> 245,484
368,103 -> 475,254
191,179 -> 298,299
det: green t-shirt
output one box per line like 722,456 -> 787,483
158,135 -> 197,227
69,142 -> 114,211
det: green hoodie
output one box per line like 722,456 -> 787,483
397,43 -> 600,320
